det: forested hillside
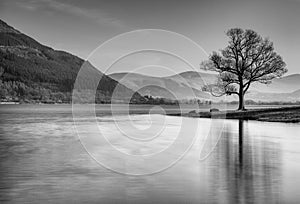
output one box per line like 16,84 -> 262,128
0,19 -> 144,103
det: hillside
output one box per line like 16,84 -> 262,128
245,89 -> 300,102
108,72 -> 212,100
109,71 -> 300,102
0,19 -> 144,104
251,74 -> 300,93
1,18 -> 298,104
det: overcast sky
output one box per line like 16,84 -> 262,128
0,0 -> 299,76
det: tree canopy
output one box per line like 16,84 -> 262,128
201,28 -> 287,110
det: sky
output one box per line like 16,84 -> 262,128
0,0 -> 299,76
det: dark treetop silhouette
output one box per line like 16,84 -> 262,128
201,28 -> 287,110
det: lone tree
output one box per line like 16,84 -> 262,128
201,28 -> 287,110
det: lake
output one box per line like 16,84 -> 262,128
0,104 -> 300,203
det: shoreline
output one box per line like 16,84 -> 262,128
1,103 -> 300,123
167,106 -> 300,123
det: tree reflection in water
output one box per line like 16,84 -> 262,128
204,119 -> 282,203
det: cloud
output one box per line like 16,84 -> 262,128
15,0 -> 126,28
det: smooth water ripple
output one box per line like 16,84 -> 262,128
0,104 -> 300,203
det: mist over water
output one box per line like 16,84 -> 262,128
1,105 -> 300,203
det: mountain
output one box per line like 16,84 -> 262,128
292,89 -> 300,97
245,89 -> 300,102
109,71 -> 300,102
166,71 -> 218,88
172,71 -> 300,94
108,72 -> 213,100
1,19 -> 297,104
0,19 -> 144,103
251,74 -> 300,93
243,74 -> 300,102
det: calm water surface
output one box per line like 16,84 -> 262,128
0,104 -> 300,203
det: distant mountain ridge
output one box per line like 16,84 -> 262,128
251,74 -> 300,93
109,71 -> 300,102
108,72 -> 215,100
0,19 -> 144,103
0,19 -> 298,103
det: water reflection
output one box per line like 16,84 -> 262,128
2,105 -> 300,203
205,120 -> 282,203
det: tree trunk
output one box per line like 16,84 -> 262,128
238,120 -> 244,167
238,92 -> 245,110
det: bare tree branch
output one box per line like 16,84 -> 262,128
200,28 -> 287,110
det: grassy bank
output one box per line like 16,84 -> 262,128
168,106 -> 300,123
